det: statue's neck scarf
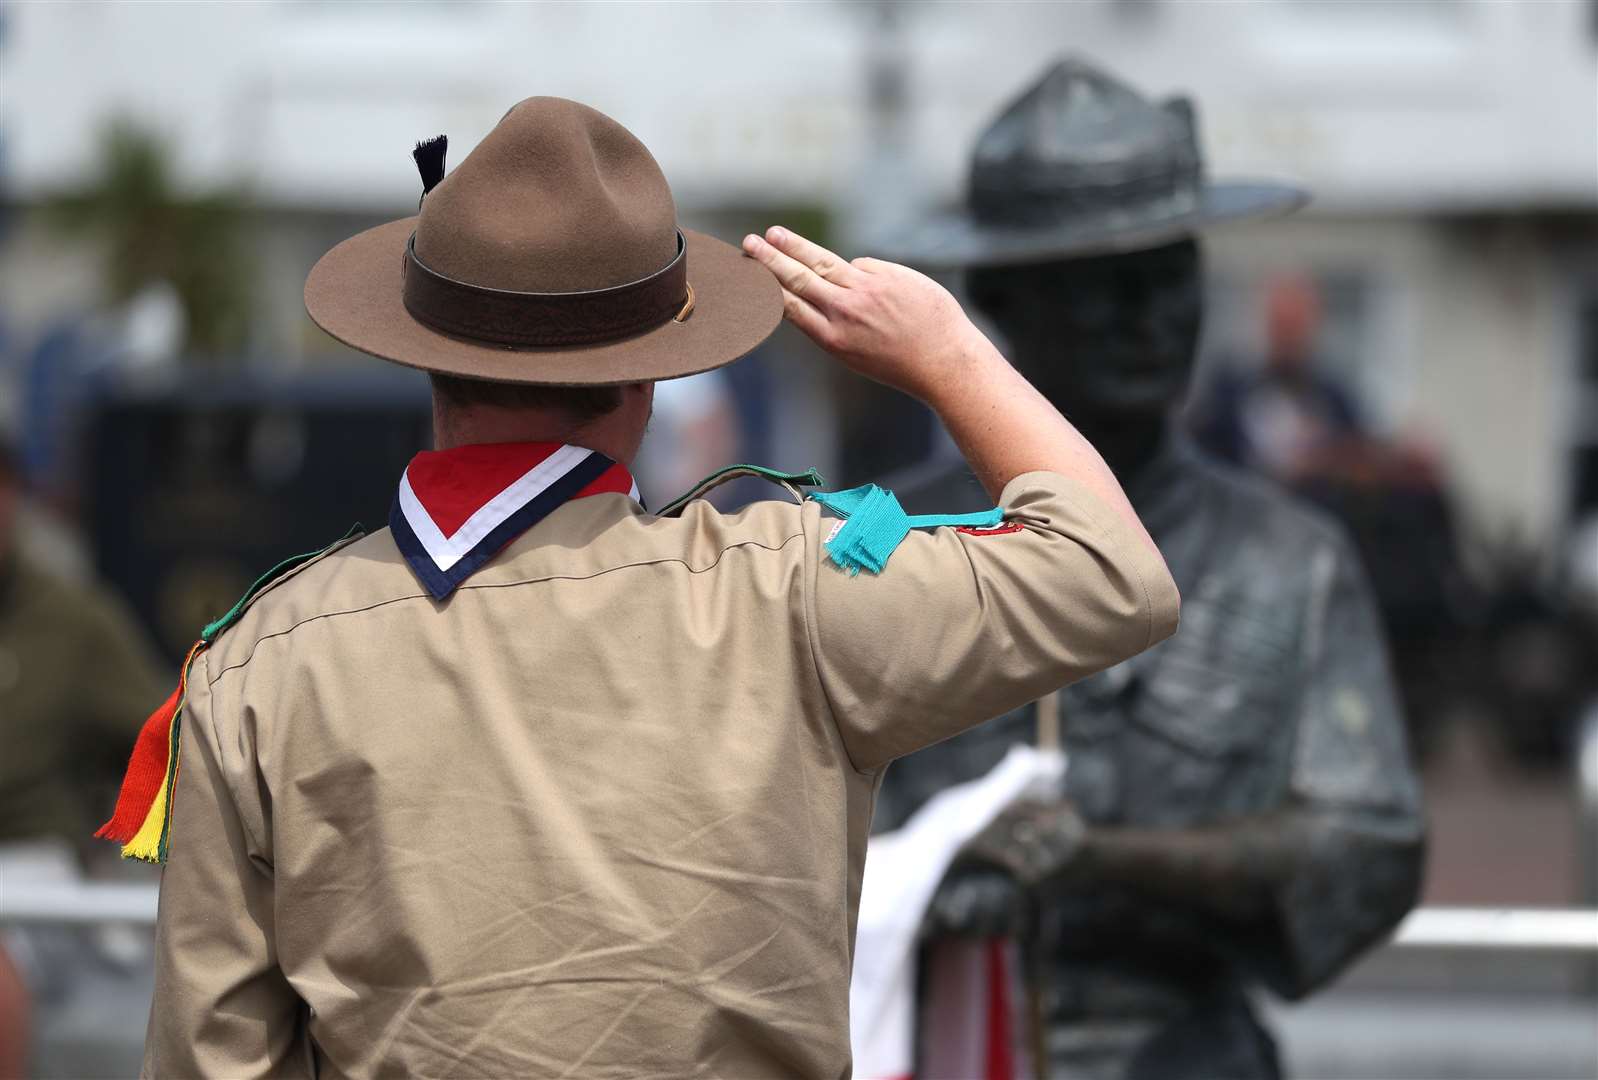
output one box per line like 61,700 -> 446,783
391,441 -> 640,600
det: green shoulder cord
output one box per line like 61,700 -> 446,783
655,465 -> 825,518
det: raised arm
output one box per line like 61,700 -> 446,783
742,228 -> 1178,770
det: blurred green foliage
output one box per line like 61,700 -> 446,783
44,119 -> 255,357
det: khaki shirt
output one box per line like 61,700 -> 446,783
146,469 -> 1178,1078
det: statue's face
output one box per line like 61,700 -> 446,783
966,240 -> 1202,419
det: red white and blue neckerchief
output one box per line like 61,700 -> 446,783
391,441 -> 640,599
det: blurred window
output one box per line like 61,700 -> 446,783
1273,0 -> 1468,28
1251,0 -> 1478,74
293,1 -> 481,9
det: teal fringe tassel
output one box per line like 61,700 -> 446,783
808,485 -> 1005,575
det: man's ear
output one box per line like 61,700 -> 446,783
628,381 -> 657,430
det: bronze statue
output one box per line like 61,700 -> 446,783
876,59 -> 1426,1079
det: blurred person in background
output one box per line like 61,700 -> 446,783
631,368 -> 744,505
0,430 -> 165,858
107,97 -> 1177,1078
1190,274 -> 1363,481
872,59 -> 1425,1079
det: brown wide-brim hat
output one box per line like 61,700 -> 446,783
306,98 -> 782,386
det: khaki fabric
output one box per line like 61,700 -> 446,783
144,470 -> 1177,1079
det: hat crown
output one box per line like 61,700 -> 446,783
968,58 -> 1202,228
413,98 -> 678,293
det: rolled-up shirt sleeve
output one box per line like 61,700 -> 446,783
805,470 -> 1179,771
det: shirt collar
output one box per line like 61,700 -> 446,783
390,441 -> 639,600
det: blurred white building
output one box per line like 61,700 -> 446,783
1,0 -> 1594,543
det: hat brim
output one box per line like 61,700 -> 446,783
875,181 -> 1308,269
305,218 -> 783,385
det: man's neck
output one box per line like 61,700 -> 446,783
430,402 -> 638,465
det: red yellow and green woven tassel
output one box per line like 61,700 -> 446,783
94,642 -> 204,863
95,524 -> 362,864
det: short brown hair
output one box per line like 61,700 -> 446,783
429,373 -> 624,423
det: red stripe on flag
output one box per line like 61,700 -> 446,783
984,939 -> 1015,1080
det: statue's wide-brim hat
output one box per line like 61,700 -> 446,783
883,58 -> 1308,268
306,98 -> 781,385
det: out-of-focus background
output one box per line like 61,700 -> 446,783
0,2 -> 1594,1077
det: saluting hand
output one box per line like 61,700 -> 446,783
744,226 -> 1165,550
742,227 -> 997,404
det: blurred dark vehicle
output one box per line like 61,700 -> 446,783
85,372 -> 431,663
1467,540 -> 1598,768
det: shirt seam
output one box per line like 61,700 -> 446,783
186,650 -> 269,861
797,504 -> 875,779
206,534 -> 805,688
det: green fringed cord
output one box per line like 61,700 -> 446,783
153,712 -> 181,864
808,485 -> 1004,575
656,465 -> 825,518
202,523 -> 364,642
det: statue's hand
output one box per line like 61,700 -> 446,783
960,799 -> 1088,889
923,864 -> 1030,940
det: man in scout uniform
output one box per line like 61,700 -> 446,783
101,97 -> 1178,1076
874,60 -> 1425,1078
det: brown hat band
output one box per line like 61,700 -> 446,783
402,231 -> 689,347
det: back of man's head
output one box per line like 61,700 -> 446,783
426,373 -> 654,464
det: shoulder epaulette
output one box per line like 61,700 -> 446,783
808,485 -> 1004,576
95,524 -> 364,863
655,464 -> 824,518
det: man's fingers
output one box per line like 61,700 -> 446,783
742,233 -> 840,306
765,226 -> 861,286
778,287 -> 832,343
740,232 -> 847,348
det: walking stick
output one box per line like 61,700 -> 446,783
1035,689 -> 1062,755
1024,902 -> 1049,1080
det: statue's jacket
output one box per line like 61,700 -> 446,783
140,467 -> 1178,1079
879,438 -> 1426,1073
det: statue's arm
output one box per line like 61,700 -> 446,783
1070,803 -> 1421,997
1072,811 -> 1303,924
